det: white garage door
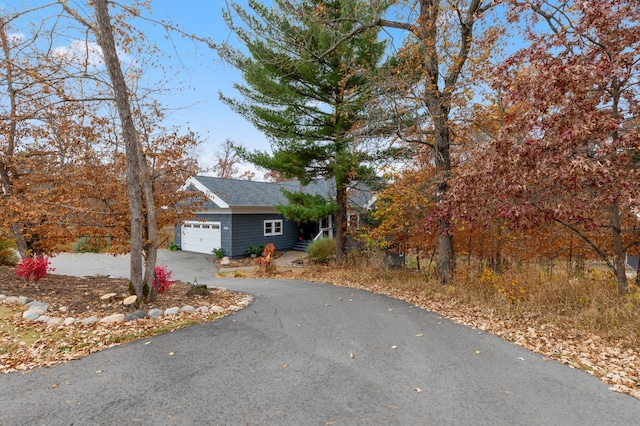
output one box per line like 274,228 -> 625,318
181,221 -> 221,254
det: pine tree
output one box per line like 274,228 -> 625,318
218,0 -> 388,263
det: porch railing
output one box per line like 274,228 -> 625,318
314,227 -> 333,240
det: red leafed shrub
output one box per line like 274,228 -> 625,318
15,256 -> 54,281
153,265 -> 176,293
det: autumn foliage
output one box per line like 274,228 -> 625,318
152,265 -> 176,293
364,0 -> 640,295
15,257 -> 54,281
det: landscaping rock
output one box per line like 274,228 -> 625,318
63,318 -> 76,326
220,256 -> 231,266
196,306 -> 209,313
238,297 -> 252,307
100,313 -> 125,324
47,317 -> 64,326
148,308 -> 163,319
36,315 -> 51,322
227,305 -> 241,312
22,309 -> 42,321
80,316 -> 100,325
26,301 -> 49,314
17,296 -> 32,305
164,307 -> 180,316
0,294 -> 7,300
180,305 -> 196,314
100,293 -> 117,300
123,295 -> 137,305
125,310 -> 147,321
210,305 -> 224,314
186,284 -> 209,297
5,296 -> 19,303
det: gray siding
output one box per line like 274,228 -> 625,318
231,214 -> 298,258
179,212 -> 299,259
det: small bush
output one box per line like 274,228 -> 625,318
0,238 -> 19,266
15,256 -> 54,281
211,247 -> 223,259
72,236 -> 110,253
247,245 -> 265,256
168,241 -> 179,251
153,265 -> 176,293
307,238 -> 335,264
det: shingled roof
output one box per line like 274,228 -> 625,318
187,176 -> 335,208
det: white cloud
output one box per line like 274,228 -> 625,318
52,39 -> 132,70
53,40 -> 104,68
7,32 -> 25,43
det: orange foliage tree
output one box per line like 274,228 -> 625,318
369,153 -> 437,269
1,2 -> 202,302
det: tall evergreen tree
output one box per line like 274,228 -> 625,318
217,0 -> 388,263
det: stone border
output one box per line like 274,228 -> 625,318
0,293 -> 253,327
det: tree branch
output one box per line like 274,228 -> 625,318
315,18 -> 415,62
57,0 -> 96,32
548,214 -> 615,272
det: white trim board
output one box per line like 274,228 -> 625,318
183,176 -> 230,208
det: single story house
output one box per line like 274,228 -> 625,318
175,175 -> 374,258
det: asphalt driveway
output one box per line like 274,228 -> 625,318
0,251 -> 639,425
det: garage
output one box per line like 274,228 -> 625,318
181,221 -> 221,254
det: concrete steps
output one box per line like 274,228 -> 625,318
291,240 -> 311,251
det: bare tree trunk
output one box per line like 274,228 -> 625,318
413,0 -> 485,284
9,225 -> 29,258
437,216 -> 455,284
433,115 -> 455,284
137,148 -> 159,301
608,79 -> 628,296
92,0 -> 144,298
611,202 -> 629,295
334,179 -> 348,265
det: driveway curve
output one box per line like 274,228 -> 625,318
1,252 -> 639,425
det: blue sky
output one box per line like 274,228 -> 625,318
6,0 -> 270,173
133,0 -> 272,169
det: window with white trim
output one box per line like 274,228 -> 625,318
264,219 -> 283,236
